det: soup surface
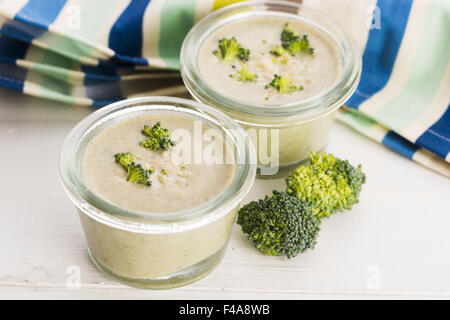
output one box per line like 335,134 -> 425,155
82,113 -> 235,213
198,16 -> 340,105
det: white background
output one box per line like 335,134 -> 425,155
0,87 -> 449,299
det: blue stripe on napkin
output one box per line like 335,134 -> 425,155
82,64 -> 120,85
415,106 -> 450,159
15,0 -> 67,29
346,0 -> 413,109
85,81 -> 124,108
0,0 -> 67,42
382,130 -> 418,159
109,0 -> 151,65
0,35 -> 29,63
0,62 -> 26,91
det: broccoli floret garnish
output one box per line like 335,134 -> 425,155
270,45 -> 288,56
114,152 -> 135,168
265,74 -> 303,94
127,163 -> 153,186
213,37 -> 250,63
140,121 -> 175,151
114,152 -> 154,186
231,64 -> 258,82
286,152 -> 366,220
237,191 -> 320,258
281,23 -> 314,55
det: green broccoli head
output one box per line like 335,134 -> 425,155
265,74 -> 303,94
270,45 -> 288,56
114,152 -> 135,168
286,152 -> 366,220
140,121 -> 175,151
237,191 -> 320,258
213,37 -> 250,63
281,23 -> 314,55
126,163 -> 153,186
114,152 -> 153,186
231,64 -> 258,82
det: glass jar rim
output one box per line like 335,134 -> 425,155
59,96 -> 256,233
180,0 -> 361,118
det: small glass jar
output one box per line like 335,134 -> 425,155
180,0 -> 361,175
59,97 -> 256,289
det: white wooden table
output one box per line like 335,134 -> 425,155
1,87 -> 449,300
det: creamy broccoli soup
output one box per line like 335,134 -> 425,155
82,114 -> 235,213
79,113 -> 238,283
197,17 -> 340,105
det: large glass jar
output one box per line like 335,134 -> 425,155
60,97 -> 256,289
181,0 -> 361,175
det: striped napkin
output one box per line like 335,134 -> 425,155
312,0 -> 450,177
0,0 -> 448,176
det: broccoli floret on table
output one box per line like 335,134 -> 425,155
286,152 -> 366,220
237,191 -> 320,258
